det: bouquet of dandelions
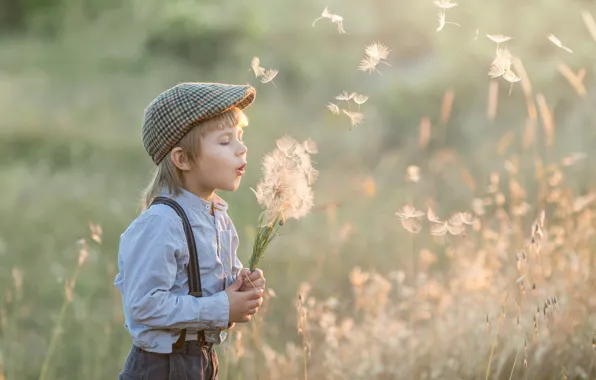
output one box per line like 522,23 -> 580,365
248,135 -> 319,271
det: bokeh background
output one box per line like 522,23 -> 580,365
2,0 -> 596,379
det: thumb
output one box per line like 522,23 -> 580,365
227,273 -> 245,291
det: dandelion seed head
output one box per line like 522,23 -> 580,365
254,136 -> 318,225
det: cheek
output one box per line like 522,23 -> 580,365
197,151 -> 232,178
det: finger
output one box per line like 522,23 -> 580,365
244,289 -> 264,300
238,269 -> 250,280
240,315 -> 251,323
246,297 -> 263,309
243,278 -> 265,289
246,307 -> 258,315
228,274 -> 244,291
249,268 -> 263,280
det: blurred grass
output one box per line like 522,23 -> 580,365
1,0 -> 596,378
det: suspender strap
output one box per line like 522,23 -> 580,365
150,196 -> 205,348
151,196 -> 202,296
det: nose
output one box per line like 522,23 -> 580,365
236,141 -> 247,157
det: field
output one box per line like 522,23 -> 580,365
1,0 -> 596,379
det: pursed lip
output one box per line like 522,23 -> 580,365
236,163 -> 247,176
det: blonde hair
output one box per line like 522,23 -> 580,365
140,107 -> 248,211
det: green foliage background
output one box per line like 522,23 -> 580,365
1,0 -> 595,378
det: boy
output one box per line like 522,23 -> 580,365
114,82 -> 266,379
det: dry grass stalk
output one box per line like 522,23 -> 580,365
557,63 -> 587,97
440,90 -> 454,124
522,118 -> 537,150
512,58 -> 537,121
581,11 -> 596,42
39,237 -> 92,380
418,116 -> 431,149
487,80 -> 499,120
535,93 -> 555,147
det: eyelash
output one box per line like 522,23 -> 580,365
220,134 -> 243,145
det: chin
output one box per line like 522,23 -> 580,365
220,180 -> 241,192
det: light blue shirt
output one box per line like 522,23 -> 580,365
114,187 -> 242,353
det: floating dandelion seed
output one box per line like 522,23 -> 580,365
427,208 -> 441,223
449,212 -> 474,226
342,109 -> 364,129
487,34 -> 512,44
312,6 -> 346,34
395,205 -> 425,220
489,47 -> 513,78
335,91 -> 356,102
547,33 -> 573,53
400,218 -> 422,234
446,223 -> 466,236
359,57 -> 381,74
436,12 -> 460,32
502,69 -> 521,95
431,222 -> 448,236
433,0 -> 458,9
261,69 -> 279,85
358,42 -> 391,74
503,70 -> 521,83
365,42 -> 390,60
251,57 -> 266,77
327,102 -> 340,115
250,57 -> 278,86
353,94 -> 369,106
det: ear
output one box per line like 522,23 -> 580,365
170,147 -> 192,171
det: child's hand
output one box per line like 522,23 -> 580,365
240,268 -> 266,292
225,272 -> 263,323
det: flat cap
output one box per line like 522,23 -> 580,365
142,82 -> 256,164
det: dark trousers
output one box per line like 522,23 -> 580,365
119,344 -> 219,380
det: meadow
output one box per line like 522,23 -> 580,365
1,0 -> 596,379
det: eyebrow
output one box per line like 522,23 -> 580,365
219,129 -> 244,138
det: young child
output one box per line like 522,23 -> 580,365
114,82 -> 266,380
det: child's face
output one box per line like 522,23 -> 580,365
190,125 -> 247,193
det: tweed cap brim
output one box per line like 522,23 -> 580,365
142,82 -> 256,165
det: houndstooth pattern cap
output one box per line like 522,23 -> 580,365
142,82 -> 256,165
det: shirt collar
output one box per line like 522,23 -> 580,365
158,186 -> 228,216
